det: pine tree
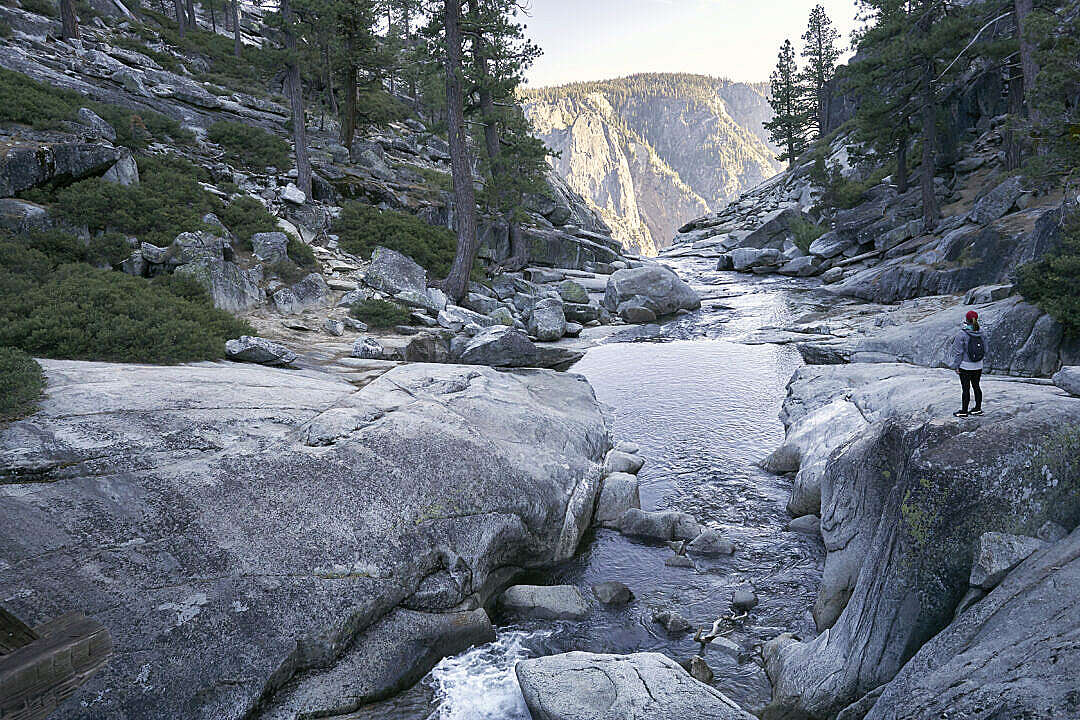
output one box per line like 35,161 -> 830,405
60,0 -> 79,39
1020,1 -> 1080,187
763,39 -> 812,163
800,4 -> 841,136
465,0 -> 547,270
439,0 -> 479,303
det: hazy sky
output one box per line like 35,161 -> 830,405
522,0 -> 862,88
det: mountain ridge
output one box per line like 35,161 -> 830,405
524,72 -> 781,255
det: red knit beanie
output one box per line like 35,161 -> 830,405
965,310 -> 979,323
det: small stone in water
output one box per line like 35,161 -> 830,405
665,554 -> 694,568
732,585 -> 759,612
615,440 -> 640,454
786,514 -> 821,537
652,610 -> 693,634
679,655 -> 713,683
592,581 -> 634,605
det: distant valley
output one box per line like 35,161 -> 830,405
524,73 -> 781,255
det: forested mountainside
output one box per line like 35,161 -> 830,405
524,73 -> 781,255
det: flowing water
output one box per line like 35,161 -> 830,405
354,260 -> 830,719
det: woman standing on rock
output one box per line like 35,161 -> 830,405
952,310 -> 986,417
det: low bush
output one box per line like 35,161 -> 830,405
287,236 -> 317,268
334,202 -> 458,277
349,298 -> 412,328
0,67 -> 192,148
0,347 -> 43,421
266,259 -> 309,285
207,120 -> 290,170
1016,210 -> 1080,335
0,228 -> 253,364
0,262 -> 252,363
217,195 -> 277,246
16,0 -> 55,15
44,155 -> 219,246
810,155 -> 891,211
790,216 -> 826,254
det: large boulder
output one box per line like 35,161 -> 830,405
251,231 -> 289,264
851,530 -> 1080,720
497,585 -> 589,621
762,364 -> 1080,719
455,326 -> 582,371
528,297 -> 567,342
0,140 -> 120,196
273,273 -> 332,315
740,207 -> 808,250
603,265 -> 700,318
968,175 -> 1025,225
1053,366 -> 1080,397
224,336 -> 297,366
0,360 -> 611,719
0,197 -> 50,233
176,258 -> 264,312
515,652 -> 755,720
363,246 -> 427,296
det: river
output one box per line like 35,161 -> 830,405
353,258 -> 829,719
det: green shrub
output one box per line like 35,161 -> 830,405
17,0 -> 55,15
266,259 -> 309,285
217,195 -> 277,246
1016,211 -> 1080,335
790,216 -> 826,254
207,120 -> 290,170
0,263 -> 252,363
287,237 -> 317,268
349,298 -> 412,328
334,202 -> 459,277
0,19 -> 13,38
1,228 -> 130,268
0,67 -> 192,148
0,347 -> 44,421
810,156 -> 891,211
46,155 -> 219,246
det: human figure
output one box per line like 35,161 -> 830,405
952,310 -> 986,417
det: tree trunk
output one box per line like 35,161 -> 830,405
208,0 -> 216,33
282,0 -> 312,198
173,0 -> 186,38
60,0 -> 79,39
1014,0 -> 1038,99
920,59 -> 938,232
323,41 -> 339,122
185,0 -> 196,29
1005,59 -> 1024,170
441,0 -> 479,302
231,0 -> 241,56
896,136 -> 908,194
341,30 -> 357,153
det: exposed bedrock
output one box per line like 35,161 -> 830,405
795,295 -> 1080,377
0,360 -> 611,719
762,364 -> 1080,719
850,528 -> 1080,720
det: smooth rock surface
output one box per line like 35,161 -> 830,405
0,361 -> 611,719
855,530 -> 1080,720
763,363 -> 1080,718
498,585 -> 590,621
969,531 -> 1045,589
516,652 -> 754,720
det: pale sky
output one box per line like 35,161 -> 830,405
521,0 -> 862,88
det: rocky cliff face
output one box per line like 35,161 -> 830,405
524,74 -> 781,256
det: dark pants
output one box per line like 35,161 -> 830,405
959,369 -> 982,412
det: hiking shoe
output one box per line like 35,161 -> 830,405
953,410 -> 969,418
970,408 -> 983,416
